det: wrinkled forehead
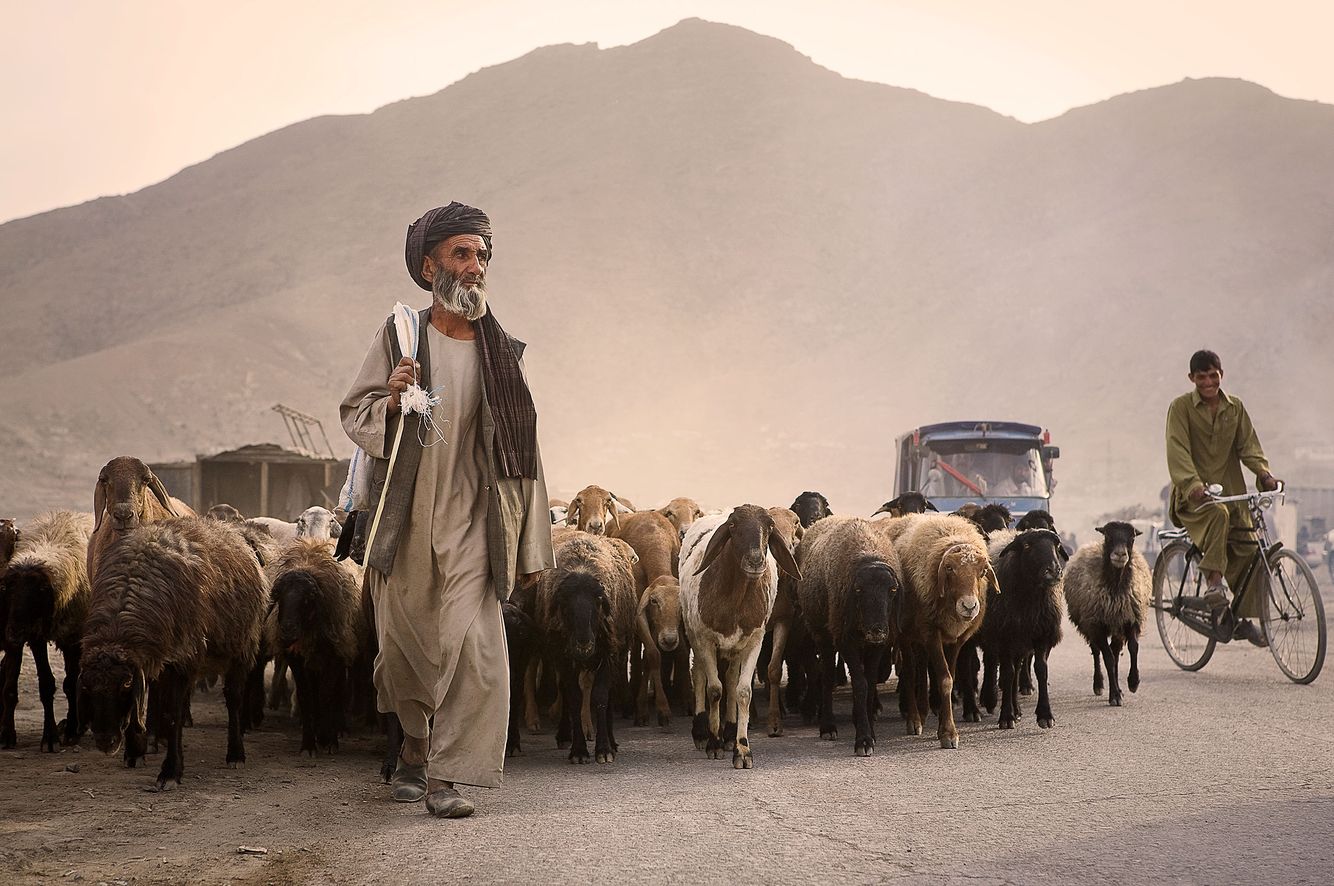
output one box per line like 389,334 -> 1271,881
431,233 -> 489,258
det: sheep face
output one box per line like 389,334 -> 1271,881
789,492 -> 833,529
94,456 -> 175,533
969,504 -> 1013,537
551,572 -> 611,664
641,577 -> 682,652
77,650 -> 147,756
566,485 -> 626,536
1096,522 -> 1142,577
0,566 -> 56,646
272,574 -> 322,653
206,504 -> 244,523
998,529 -> 1065,588
874,492 -> 936,518
0,519 -> 18,564
937,544 -> 990,622
1015,509 -> 1056,532
852,561 -> 899,646
657,498 -> 704,541
295,507 -> 341,540
697,504 -> 802,581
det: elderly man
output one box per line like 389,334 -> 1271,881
1166,349 -> 1279,647
341,203 -> 553,818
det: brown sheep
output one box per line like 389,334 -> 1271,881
534,529 -> 637,764
564,485 -> 634,536
206,503 -> 245,523
610,511 -> 685,726
264,538 -> 367,754
893,514 -> 998,749
87,456 -> 195,581
78,517 -> 267,790
1,511 -> 95,751
656,497 -> 705,541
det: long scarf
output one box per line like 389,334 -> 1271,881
473,308 -> 537,479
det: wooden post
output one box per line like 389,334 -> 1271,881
259,461 -> 270,518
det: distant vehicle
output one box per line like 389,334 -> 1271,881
893,421 -> 1060,520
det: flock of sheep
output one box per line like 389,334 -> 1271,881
0,459 -> 1153,789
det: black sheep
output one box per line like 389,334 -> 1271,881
502,599 -> 538,757
789,492 -> 833,528
872,492 -> 938,517
978,529 -> 1066,729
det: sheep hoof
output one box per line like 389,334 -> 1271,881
569,750 -> 591,764
1128,676 -> 1140,693
939,735 -> 960,750
595,751 -> 615,764
1108,694 -> 1122,707
1093,683 -> 1103,696
691,713 -> 710,750
854,741 -> 872,757
768,725 -> 783,738
819,728 -> 837,742
658,713 -> 671,728
706,738 -> 723,759
962,710 -> 981,723
732,742 -> 752,769
905,722 -> 922,736
1037,716 -> 1055,729
998,717 -> 1015,730
556,739 -> 570,750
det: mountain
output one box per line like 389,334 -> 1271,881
2,18 -> 1332,533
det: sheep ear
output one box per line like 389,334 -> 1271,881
1095,524 -> 1108,536
565,501 -> 580,526
608,502 -> 622,533
986,561 -> 1001,595
93,480 -> 106,532
925,501 -> 939,512
999,538 -> 1025,559
1059,545 -> 1072,563
695,523 -> 733,576
330,518 -> 342,538
146,470 -> 176,516
1133,528 -> 1143,537
768,530 -> 801,580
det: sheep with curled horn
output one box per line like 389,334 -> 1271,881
0,511 -> 95,751
892,513 -> 998,749
78,517 -> 267,790
680,504 -> 801,770
565,485 -> 634,536
88,456 -> 195,582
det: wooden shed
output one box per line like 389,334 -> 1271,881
151,444 -> 348,521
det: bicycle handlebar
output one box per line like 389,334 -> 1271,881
1205,480 -> 1285,507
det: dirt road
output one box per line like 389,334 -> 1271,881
2,580 -> 1331,885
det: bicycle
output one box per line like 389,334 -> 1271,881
1152,482 -> 1326,684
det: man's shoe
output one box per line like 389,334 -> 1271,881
425,783 -> 475,818
1233,619 -> 1268,648
1201,581 -> 1230,612
390,758 -> 428,803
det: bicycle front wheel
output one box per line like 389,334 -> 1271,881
1153,540 -> 1216,671
1260,549 -> 1326,684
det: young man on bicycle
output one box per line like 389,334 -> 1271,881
1165,349 -> 1281,647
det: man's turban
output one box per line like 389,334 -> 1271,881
405,202 -> 493,291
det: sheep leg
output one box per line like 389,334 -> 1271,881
289,657 -> 315,754
998,655 -> 1017,730
646,642 -> 671,728
155,666 -> 187,790
1126,628 -> 1141,693
523,657 -> 542,733
1034,648 -> 1055,728
268,655 -> 290,711
0,645 -> 21,748
223,664 -> 248,767
766,620 -> 790,737
671,646 -> 694,716
817,636 -> 838,741
721,654 -> 741,751
690,644 -> 723,758
845,643 -> 874,756
317,662 -> 344,753
593,661 -> 616,764
930,639 -> 960,749
30,642 -> 60,753
958,644 -> 981,722
60,642 -> 85,745
980,648 -> 998,715
731,640 -> 763,770
506,648 -> 527,757
899,645 -> 924,736
245,655 -> 267,730
1089,642 -> 1105,695
1019,652 -> 1035,696
560,664 -> 590,764
578,670 -> 595,738
630,639 -> 649,727
864,645 -> 883,740
1103,639 -> 1124,707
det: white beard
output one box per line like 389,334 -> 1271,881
432,271 -> 487,321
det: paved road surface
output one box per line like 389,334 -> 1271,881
1,575 -> 1330,885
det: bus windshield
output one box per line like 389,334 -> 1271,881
916,438 -> 1048,499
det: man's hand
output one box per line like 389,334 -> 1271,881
386,356 -> 418,414
1258,473 -> 1281,492
1188,485 -> 1211,505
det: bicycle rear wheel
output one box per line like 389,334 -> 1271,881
1152,540 -> 1216,671
1260,549 -> 1326,684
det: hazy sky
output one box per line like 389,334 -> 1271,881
3,0 -> 1331,224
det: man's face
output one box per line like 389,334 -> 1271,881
1189,366 -> 1223,400
424,234 -> 489,289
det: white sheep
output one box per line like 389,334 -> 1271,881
1062,521 -> 1150,706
